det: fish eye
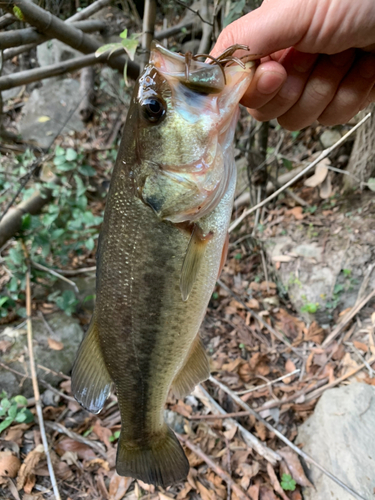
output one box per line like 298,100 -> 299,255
141,98 -> 166,124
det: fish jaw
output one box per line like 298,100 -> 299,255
136,46 -> 255,223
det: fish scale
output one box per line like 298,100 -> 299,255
71,41 -> 255,487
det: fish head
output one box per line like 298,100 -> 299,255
132,42 -> 256,223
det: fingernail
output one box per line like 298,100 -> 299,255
257,71 -> 285,94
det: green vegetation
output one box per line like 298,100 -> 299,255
281,473 -> 296,491
0,392 -> 34,434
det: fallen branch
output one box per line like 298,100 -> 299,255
217,279 -> 303,358
229,112 -> 372,232
177,433 -> 251,500
322,288 -> 375,347
23,249 -> 61,500
0,186 -> 53,247
78,66 -> 95,122
303,357 -> 375,403
0,20 -> 106,50
31,261 -> 79,293
0,362 -> 77,404
209,375 -> 368,500
3,0 -> 139,78
0,12 -> 16,29
45,421 -> 107,458
193,384 -> 281,465
3,0 -> 111,61
0,49 -> 128,91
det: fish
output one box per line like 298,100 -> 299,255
71,41 -> 255,488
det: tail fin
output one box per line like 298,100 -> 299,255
116,426 -> 189,487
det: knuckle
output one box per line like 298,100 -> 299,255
305,78 -> 333,102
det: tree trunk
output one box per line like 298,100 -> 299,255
345,104 -> 375,190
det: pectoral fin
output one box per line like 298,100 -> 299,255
180,224 -> 212,301
171,335 -> 210,399
71,316 -> 113,414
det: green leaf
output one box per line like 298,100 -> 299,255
8,248 -> 23,266
13,395 -> 28,407
281,157 -> 293,171
121,38 -> 139,61
109,430 -> 121,442
78,164 -> 96,176
95,43 -> 122,58
21,213 -> 32,230
8,403 -> 17,420
65,148 -> 78,162
0,296 -> 9,308
85,238 -> 95,251
281,473 -> 296,491
368,178 -> 375,192
56,162 -> 75,172
0,416 -> 14,434
13,6 -> 25,21
119,29 -> 128,39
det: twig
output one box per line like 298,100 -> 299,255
236,369 -> 300,395
303,358 -> 375,403
173,0 -> 214,26
347,343 -> 375,378
193,385 -> 281,465
3,0 -> 138,78
0,13 -> 16,30
229,112 -> 372,233
31,261 -> 79,293
189,410 -> 254,420
177,433 -> 251,500
209,375 -> 368,500
45,421 -> 107,458
0,361 -> 76,403
217,279 -> 303,358
23,246 -> 61,500
46,265 -> 96,276
322,288 -> 375,347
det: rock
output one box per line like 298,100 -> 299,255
37,40 -> 81,69
320,129 -> 342,149
296,383 -> 375,500
164,410 -> 185,434
0,312 -> 83,398
18,78 -> 84,149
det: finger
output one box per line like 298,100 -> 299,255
246,49 -> 318,122
278,49 -> 356,130
240,61 -> 287,110
318,52 -> 375,126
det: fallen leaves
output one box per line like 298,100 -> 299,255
17,444 -> 44,492
47,338 -> 64,350
278,447 -> 313,488
0,451 -> 21,478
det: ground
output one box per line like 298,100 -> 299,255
1,6 -> 375,500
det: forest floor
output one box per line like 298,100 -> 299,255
1,11 -> 375,500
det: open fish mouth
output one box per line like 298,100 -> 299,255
138,42 -> 256,223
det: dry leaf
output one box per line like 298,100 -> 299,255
305,321 -> 325,344
17,444 -> 44,490
0,451 -> 21,477
254,422 -> 267,441
275,309 -> 305,341
259,485 -> 278,500
304,158 -> 329,187
108,473 -> 133,500
319,173 -> 332,199
353,341 -> 368,353
5,477 -> 21,500
5,427 -> 24,445
286,207 -> 304,220
223,426 -> 237,441
272,255 -> 294,263
159,492 -> 175,500
197,480 -> 217,500
248,484 -> 260,500
0,340 -> 12,353
278,448 -> 313,487
93,419 -> 112,449
56,439 -> 96,460
284,359 -> 297,384
245,298 -> 260,309
260,281 -> 277,291
47,338 -> 64,350
266,463 -> 289,500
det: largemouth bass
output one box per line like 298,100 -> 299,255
72,42 -> 255,487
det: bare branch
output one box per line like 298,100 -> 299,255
173,0 -> 214,27
3,0 -> 138,78
229,112 -> 372,233
0,20 -> 107,50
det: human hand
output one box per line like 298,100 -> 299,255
212,0 -> 375,130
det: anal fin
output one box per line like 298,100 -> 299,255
180,223 -> 213,301
171,335 -> 210,399
71,316 -> 112,414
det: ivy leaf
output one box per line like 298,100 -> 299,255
119,29 -> 128,39
368,178 -> 375,192
65,148 -> 78,162
281,473 -> 296,491
121,38 -> 139,61
78,164 -> 96,176
95,43 -> 122,58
